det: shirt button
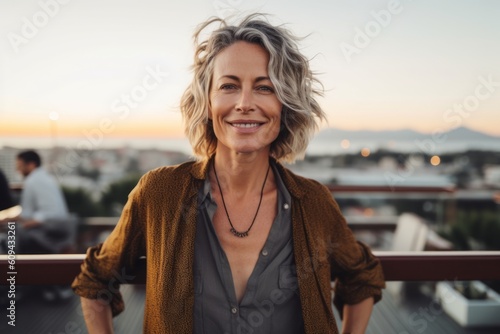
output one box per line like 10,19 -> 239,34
231,307 -> 238,314
283,203 -> 290,210
261,249 -> 269,256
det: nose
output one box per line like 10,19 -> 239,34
235,88 -> 255,113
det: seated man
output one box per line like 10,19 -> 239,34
14,150 -> 71,253
1,150 -> 75,301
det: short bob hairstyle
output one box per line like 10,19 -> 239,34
181,14 -> 326,163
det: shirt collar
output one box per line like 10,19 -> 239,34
189,155 -> 305,199
199,158 -> 291,205
25,167 -> 43,180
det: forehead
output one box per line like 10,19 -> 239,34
212,41 -> 270,78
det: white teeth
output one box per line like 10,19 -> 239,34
232,123 -> 259,128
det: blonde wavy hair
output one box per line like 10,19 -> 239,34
180,14 -> 326,163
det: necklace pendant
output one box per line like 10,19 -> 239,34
214,163 -> 270,240
230,227 -> 249,238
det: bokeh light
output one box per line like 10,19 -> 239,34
341,139 -> 350,149
430,155 -> 441,166
361,148 -> 371,157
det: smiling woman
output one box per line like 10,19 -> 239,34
209,41 -> 283,158
181,14 -> 326,164
72,14 -> 385,334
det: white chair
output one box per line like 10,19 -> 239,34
392,213 -> 429,252
387,213 -> 429,298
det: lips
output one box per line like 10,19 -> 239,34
227,120 -> 265,129
231,123 -> 260,128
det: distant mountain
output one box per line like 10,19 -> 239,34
438,127 -> 500,141
309,126 -> 500,154
314,128 -> 420,142
313,126 -> 500,142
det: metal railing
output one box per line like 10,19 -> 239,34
1,251 -> 500,285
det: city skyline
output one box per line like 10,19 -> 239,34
1,0 -> 500,148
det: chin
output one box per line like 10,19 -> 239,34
228,143 -> 267,155
233,147 -> 259,154
219,137 -> 275,155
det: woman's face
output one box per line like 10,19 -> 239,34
209,41 -> 282,157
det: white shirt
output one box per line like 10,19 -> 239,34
20,167 -> 69,223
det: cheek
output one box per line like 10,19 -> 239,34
272,105 -> 282,127
269,113 -> 282,138
271,123 -> 281,139
208,95 -> 227,119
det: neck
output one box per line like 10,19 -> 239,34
212,150 -> 273,196
25,166 -> 38,177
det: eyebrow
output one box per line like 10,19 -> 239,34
217,75 -> 271,83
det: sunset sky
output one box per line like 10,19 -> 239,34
1,0 -> 499,148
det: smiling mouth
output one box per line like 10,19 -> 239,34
231,123 -> 261,128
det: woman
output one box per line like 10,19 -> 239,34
73,14 -> 385,334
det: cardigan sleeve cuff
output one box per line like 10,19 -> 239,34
71,243 -> 127,317
332,282 -> 382,318
72,274 -> 125,317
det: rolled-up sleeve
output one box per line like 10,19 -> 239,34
326,193 -> 385,316
331,241 -> 385,315
72,175 -> 146,316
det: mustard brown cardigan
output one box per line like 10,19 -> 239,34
72,158 -> 385,333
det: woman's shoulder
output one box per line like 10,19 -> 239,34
147,160 -> 196,175
140,160 -> 198,185
125,160 -> 200,204
277,163 -> 331,197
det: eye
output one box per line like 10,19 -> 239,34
220,84 -> 237,91
256,85 -> 274,93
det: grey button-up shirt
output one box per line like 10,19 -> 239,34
194,162 -> 304,334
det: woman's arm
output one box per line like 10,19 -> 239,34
341,297 -> 374,334
73,174 -> 148,330
316,183 -> 384,331
81,297 -> 114,334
